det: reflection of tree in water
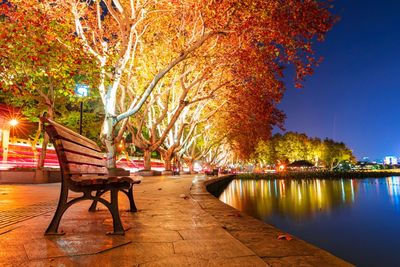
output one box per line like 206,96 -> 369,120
219,178 -> 359,221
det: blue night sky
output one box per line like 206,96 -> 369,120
276,0 -> 400,161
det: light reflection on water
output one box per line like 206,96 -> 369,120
387,176 -> 400,208
220,178 -> 359,220
218,177 -> 400,266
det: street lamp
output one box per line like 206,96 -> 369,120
9,119 -> 18,127
75,84 -> 89,135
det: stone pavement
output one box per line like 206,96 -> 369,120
0,174 -> 352,267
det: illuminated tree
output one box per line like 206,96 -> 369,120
3,0 -> 336,169
127,61 -> 225,171
67,0 -> 231,168
254,140 -> 276,166
274,132 -> 309,163
209,0 -> 336,159
181,123 -> 229,173
66,0 -> 335,167
321,139 -> 354,170
0,1 -> 97,168
253,132 -> 355,169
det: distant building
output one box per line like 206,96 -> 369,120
361,157 -> 370,162
384,156 -> 398,165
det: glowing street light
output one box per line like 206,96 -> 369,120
8,118 -> 19,141
9,119 -> 18,127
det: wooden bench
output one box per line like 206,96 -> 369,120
41,117 -> 140,235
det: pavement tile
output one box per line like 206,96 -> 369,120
208,255 -> 269,267
139,255 -> 208,267
126,228 -> 182,243
178,227 -> 233,240
0,244 -> 29,267
27,242 -> 174,267
98,242 -> 175,265
229,231 -> 319,258
263,255 -> 353,267
24,235 -> 131,260
173,238 -> 255,259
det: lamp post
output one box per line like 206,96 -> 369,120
75,84 -> 89,135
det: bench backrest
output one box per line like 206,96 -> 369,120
41,117 -> 108,177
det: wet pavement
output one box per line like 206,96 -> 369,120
0,174 -> 352,266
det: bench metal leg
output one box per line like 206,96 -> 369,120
46,186 -> 125,235
89,189 -> 125,234
107,188 -> 125,235
45,184 -> 69,235
121,187 -> 138,212
89,190 -> 104,212
91,187 -> 138,213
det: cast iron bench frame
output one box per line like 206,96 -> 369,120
41,117 -> 140,235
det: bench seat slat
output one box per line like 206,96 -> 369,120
61,139 -> 104,159
68,164 -> 108,175
71,175 -> 134,186
53,126 -> 101,152
64,151 -> 106,167
49,119 -> 99,146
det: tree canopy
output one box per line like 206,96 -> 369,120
1,0 -> 338,169
254,132 -> 355,169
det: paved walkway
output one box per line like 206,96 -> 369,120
0,174 -> 352,266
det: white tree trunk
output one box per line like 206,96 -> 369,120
101,115 -> 116,168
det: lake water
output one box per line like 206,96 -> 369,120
218,177 -> 400,266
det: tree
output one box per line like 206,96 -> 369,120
66,0 -> 336,167
254,140 -> 276,166
208,0 -> 336,160
127,61 -> 225,171
67,0 -> 229,168
321,139 -> 354,170
253,133 -> 355,170
308,137 -> 324,166
218,87 -> 285,160
3,0 -> 336,169
0,1 -> 97,168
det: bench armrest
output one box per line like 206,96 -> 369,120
108,168 -> 130,177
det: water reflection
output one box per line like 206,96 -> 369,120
219,177 -> 400,221
218,177 -> 400,266
220,178 -> 358,220
387,176 -> 400,209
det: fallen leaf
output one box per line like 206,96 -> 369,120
277,233 -> 294,241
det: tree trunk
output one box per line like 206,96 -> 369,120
30,122 -> 41,163
37,109 -> 53,170
102,115 -> 116,168
164,158 -> 172,171
178,159 -> 183,172
30,140 -> 39,163
143,149 -> 152,171
188,161 -> 194,173
37,133 -> 49,170
160,150 -> 173,171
